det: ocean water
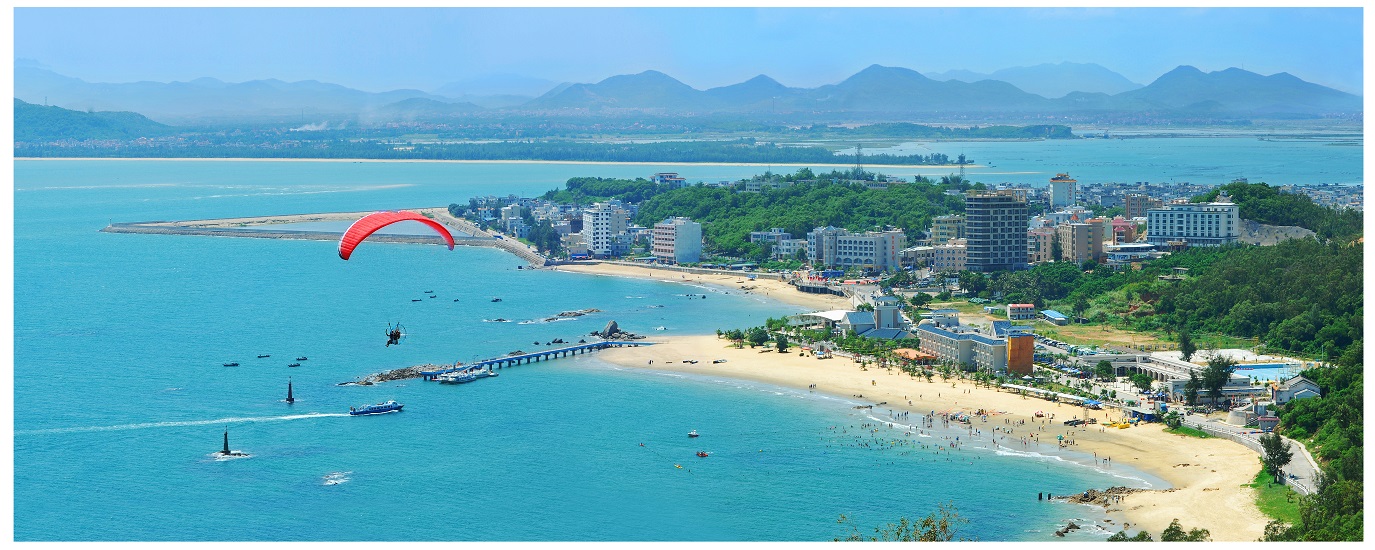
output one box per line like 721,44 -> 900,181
842,135 -> 1363,187
10,159 -> 1180,541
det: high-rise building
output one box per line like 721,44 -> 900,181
1145,191 -> 1240,247
582,200 -> 630,258
1123,193 -> 1163,219
1049,173 -> 1077,208
652,217 -> 702,264
1057,222 -> 1105,264
930,214 -> 966,245
965,190 -> 1029,272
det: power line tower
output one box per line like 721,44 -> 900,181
854,143 -> 863,178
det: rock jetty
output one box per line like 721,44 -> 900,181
1051,486 -> 1167,507
339,364 -> 435,386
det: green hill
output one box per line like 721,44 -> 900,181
14,98 -> 173,142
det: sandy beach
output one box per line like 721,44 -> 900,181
552,262 -> 852,312
597,334 -> 1271,541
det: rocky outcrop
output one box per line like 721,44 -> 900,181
1052,486 -> 1173,507
339,364 -> 434,386
591,319 -> 645,340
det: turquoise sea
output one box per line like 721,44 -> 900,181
14,148 -> 1341,541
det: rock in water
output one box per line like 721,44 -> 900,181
601,320 -> 620,337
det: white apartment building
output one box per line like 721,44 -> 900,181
652,217 -> 702,264
583,200 -> 631,258
807,227 -> 906,271
1049,173 -> 1077,208
932,238 -> 967,272
1145,191 -> 1240,247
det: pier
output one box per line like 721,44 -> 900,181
420,341 -> 655,380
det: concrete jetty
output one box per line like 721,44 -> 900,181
99,207 -> 551,266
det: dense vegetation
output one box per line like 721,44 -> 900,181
634,169 -> 966,258
967,237 -> 1361,360
1194,181 -> 1362,242
14,98 -> 172,142
1263,345 -> 1363,541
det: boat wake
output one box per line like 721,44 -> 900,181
323,471 -> 353,485
16,413 -> 350,436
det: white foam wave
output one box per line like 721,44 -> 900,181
18,413 -> 349,435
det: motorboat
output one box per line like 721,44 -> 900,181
296,356 -> 308,361
288,363 -> 301,368
257,354 -> 271,358
491,298 -> 503,302
688,430 -> 700,438
696,451 -> 710,458
349,400 -> 404,415
222,362 -> 239,367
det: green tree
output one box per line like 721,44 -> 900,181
1179,329 -> 1197,362
1202,354 -> 1238,402
1094,360 -> 1115,381
747,327 -> 770,348
1106,529 -> 1154,541
1130,373 -> 1154,393
774,333 -> 790,353
957,270 -> 988,294
835,503 -> 969,542
1158,519 -> 1210,541
910,293 -> 932,307
1184,371 -> 1201,406
1072,296 -> 1090,323
1259,432 -> 1294,483
1163,410 -> 1183,429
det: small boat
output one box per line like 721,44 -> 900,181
453,299 -> 461,302
222,362 -> 239,367
424,290 -> 433,293
429,295 -> 437,299
288,363 -> 301,368
349,400 -> 404,416
656,326 -> 668,331
491,298 -> 502,302
688,430 -> 700,438
257,354 -> 271,358
412,299 -> 423,302
296,356 -> 308,361
696,451 -> 710,458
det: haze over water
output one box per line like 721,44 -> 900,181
12,144 -> 1349,540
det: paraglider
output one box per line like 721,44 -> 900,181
338,211 -> 455,260
385,323 -> 406,347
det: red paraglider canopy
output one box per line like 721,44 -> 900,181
338,210 -> 455,260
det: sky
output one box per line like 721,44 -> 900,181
12,6 -> 1366,95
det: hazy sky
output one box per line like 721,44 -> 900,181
13,7 -> 1365,95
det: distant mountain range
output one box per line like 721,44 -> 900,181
14,63 -> 1361,125
924,62 -> 1144,98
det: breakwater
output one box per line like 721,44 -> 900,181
99,207 -> 552,266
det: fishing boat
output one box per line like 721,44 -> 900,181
349,400 -> 404,416
296,356 -> 308,361
257,354 -> 271,358
688,430 -> 700,438
696,451 -> 710,458
222,362 -> 239,367
491,298 -> 503,302
288,363 -> 301,368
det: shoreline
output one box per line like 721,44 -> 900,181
550,262 -> 851,312
14,157 -> 983,170
594,334 -> 1271,541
